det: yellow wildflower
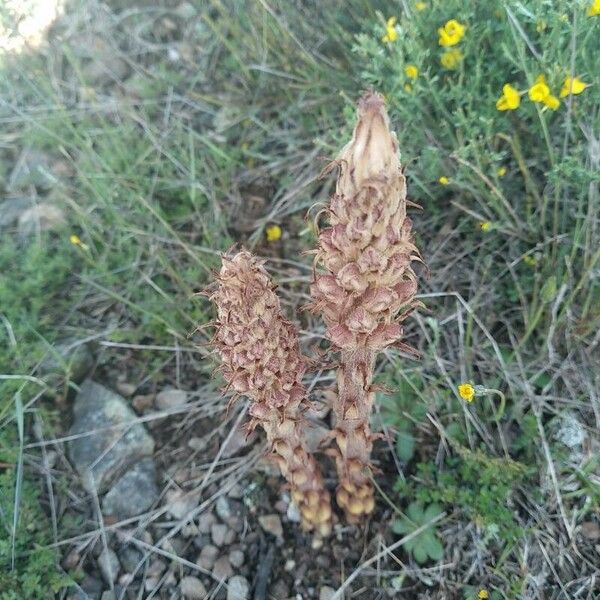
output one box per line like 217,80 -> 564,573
497,166 -> 507,177
438,176 -> 450,185
480,221 -> 491,232
559,76 -> 589,97
266,224 -> 282,242
542,94 -> 560,110
405,64 -> 419,79
404,83 -> 413,93
587,0 -> 600,16
528,75 -> 550,103
440,48 -> 463,70
478,591 -> 489,600
458,383 -> 475,402
415,1 -> 427,10
524,255 -> 537,267
496,83 -> 521,111
382,17 -> 398,43
69,234 -> 89,251
536,20 -> 546,33
438,19 -> 466,47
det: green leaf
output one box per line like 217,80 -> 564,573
413,543 -> 428,564
407,502 -> 423,522
392,519 -> 409,534
395,430 -> 415,462
541,275 -> 557,302
423,503 -> 443,521
423,534 -> 444,561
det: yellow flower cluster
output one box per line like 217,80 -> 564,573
382,17 -> 398,43
438,19 -> 466,70
588,0 -> 600,17
496,75 -> 589,112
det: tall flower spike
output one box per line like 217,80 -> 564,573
309,92 -> 421,523
210,251 -> 332,537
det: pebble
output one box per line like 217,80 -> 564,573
258,514 -> 283,539
180,576 -> 207,599
216,496 -> 232,521
196,544 -> 219,570
156,389 -> 187,410
319,587 -> 336,600
97,548 -> 120,584
227,484 -> 244,499
227,575 -> 250,600
286,502 -> 301,523
197,511 -> 217,533
166,489 -> 200,520
212,556 -> 233,581
116,381 -> 136,396
228,549 -> 245,568
211,523 -> 230,547
270,579 -> 290,600
118,545 -> 143,573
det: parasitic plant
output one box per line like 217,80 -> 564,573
309,92 -> 421,522
209,251 -> 332,536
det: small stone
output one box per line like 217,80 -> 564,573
62,548 -> 80,570
180,576 -> 207,599
227,484 -> 244,499
156,389 -> 187,410
69,380 -> 154,493
211,523 -> 229,547
98,548 -> 120,584
212,556 -> 233,581
227,575 -> 250,600
116,381 -> 136,396
182,523 -> 200,537
258,514 -> 283,539
215,496 -> 232,521
197,511 -> 217,533
270,579 -> 290,600
188,437 -> 204,451
175,2 -> 197,19
228,549 -> 244,568
319,587 -> 335,600
39,339 -> 93,385
196,544 -> 219,570
80,575 -> 103,597
166,489 -> 200,520
147,559 -> 166,578
102,458 -> 159,519
274,499 -> 288,514
145,577 -> 159,592
118,545 -> 143,573
18,203 -> 66,237
223,528 -> 237,545
581,521 -> 600,540
286,502 -> 301,523
284,559 -> 296,572
132,394 -> 154,413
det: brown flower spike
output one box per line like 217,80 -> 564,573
309,92 -> 421,522
210,251 -> 332,536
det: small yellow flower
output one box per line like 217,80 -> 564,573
458,383 -> 475,402
404,83 -> 413,93
69,234 -> 89,251
528,74 -> 550,103
438,19 -> 466,46
480,221 -> 491,232
415,1 -> 427,10
439,176 -> 450,185
536,20 -> 546,33
587,0 -> 600,16
524,255 -> 537,267
266,224 -> 282,242
382,17 -> 398,43
440,48 -> 463,70
478,590 -> 489,600
405,64 -> 419,79
497,166 -> 507,177
559,14 -> 569,22
542,94 -> 560,110
559,77 -> 589,97
496,83 -> 521,111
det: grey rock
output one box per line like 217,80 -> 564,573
211,523 -> 229,547
39,339 -> 94,385
102,458 -> 159,519
155,388 -> 187,410
319,586 -> 335,600
215,496 -> 232,521
258,514 -> 283,539
79,575 -> 104,599
180,575 -> 207,599
175,2 -> 197,19
68,380 -> 155,493
227,575 -> 250,600
212,556 -> 233,581
197,511 -> 216,533
228,549 -> 244,568
165,488 -> 200,520
18,203 -> 66,237
196,544 -> 218,570
0,196 -> 35,231
118,545 -> 143,573
98,548 -> 120,584
227,484 -> 244,500
286,502 -> 301,523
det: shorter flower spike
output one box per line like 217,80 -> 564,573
209,250 -> 332,536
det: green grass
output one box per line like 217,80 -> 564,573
0,0 -> 598,597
